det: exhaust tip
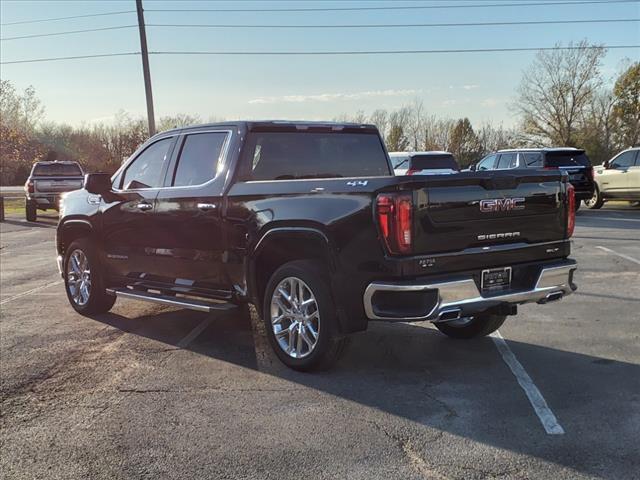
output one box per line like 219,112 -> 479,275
438,308 -> 462,321
538,291 -> 564,304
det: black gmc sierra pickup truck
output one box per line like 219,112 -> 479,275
56,121 -> 577,370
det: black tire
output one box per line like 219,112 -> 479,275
585,186 -> 604,209
25,200 -> 37,222
435,313 -> 506,339
63,238 -> 116,315
262,260 -> 348,371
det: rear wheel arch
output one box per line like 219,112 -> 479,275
249,228 -> 337,315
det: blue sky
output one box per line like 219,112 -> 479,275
1,0 -> 638,127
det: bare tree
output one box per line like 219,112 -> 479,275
407,99 -> 426,151
368,109 -> 389,139
515,40 -> 606,146
386,107 -> 411,151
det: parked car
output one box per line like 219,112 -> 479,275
56,121 -> 577,371
390,151 -> 459,175
471,148 -> 594,209
585,147 -> 640,209
24,161 -> 84,221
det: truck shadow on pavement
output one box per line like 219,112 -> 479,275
91,306 -> 639,478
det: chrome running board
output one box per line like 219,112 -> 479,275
107,288 -> 237,313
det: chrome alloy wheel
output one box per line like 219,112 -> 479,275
270,277 -> 320,359
67,249 -> 91,306
585,189 -> 598,208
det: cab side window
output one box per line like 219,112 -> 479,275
476,154 -> 497,171
172,132 -> 228,187
121,138 -> 173,189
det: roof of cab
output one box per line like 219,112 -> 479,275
388,151 -> 453,157
497,147 -> 584,153
161,120 -> 379,136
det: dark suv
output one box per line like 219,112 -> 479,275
472,148 -> 594,208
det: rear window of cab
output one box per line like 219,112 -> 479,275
33,163 -> 83,176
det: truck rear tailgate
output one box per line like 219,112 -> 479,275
410,170 -> 566,255
34,177 -> 83,193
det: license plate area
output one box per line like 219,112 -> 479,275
481,267 -> 512,293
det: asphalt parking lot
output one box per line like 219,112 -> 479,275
1,205 -> 638,479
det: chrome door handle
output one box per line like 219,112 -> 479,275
136,202 -> 153,211
197,203 -> 217,211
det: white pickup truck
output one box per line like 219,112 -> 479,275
24,161 -> 84,221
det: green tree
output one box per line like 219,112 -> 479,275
449,118 -> 481,167
611,62 -> 640,148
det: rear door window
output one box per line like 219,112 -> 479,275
243,131 -> 391,180
172,132 -> 228,186
121,137 -> 173,189
496,153 -> 516,169
545,151 -> 591,167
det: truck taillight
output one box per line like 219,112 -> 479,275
567,183 -> 575,238
25,180 -> 34,194
376,193 -> 413,255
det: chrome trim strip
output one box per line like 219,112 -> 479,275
363,264 -> 576,321
107,288 -> 234,313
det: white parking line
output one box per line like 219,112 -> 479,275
177,317 -> 213,348
0,280 -> 62,305
491,330 -> 565,435
579,216 -> 640,223
596,246 -> 640,266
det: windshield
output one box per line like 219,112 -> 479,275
545,151 -> 591,167
33,163 -> 83,176
410,154 -> 459,171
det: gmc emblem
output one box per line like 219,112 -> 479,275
479,197 -> 525,213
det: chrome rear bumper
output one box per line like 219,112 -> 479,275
363,263 -> 577,321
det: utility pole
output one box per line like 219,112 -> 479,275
136,0 -> 156,136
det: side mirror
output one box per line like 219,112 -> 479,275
469,163 -> 477,171
84,173 -> 112,195
603,160 -> 610,169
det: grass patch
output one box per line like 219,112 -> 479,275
2,197 -> 25,215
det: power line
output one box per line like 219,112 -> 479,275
0,52 -> 140,65
147,0 -> 639,13
1,25 -> 136,41
0,10 -> 135,27
2,45 -> 638,65
2,0 -> 636,27
3,18 -> 639,42
147,18 -> 640,29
